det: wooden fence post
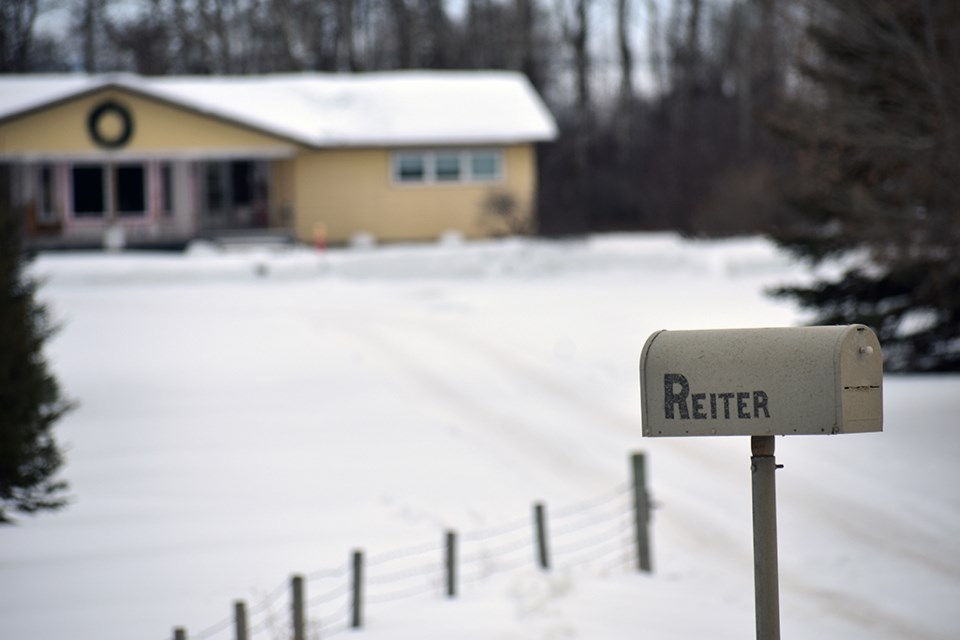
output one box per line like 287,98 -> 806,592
632,452 -> 653,573
534,502 -> 550,570
445,530 -> 457,598
173,627 -> 187,640
352,549 -> 364,629
233,600 -> 248,640
291,575 -> 305,640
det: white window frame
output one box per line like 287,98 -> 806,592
393,152 -> 428,183
69,162 -> 150,220
391,149 -> 504,185
468,150 -> 503,182
433,151 -> 463,182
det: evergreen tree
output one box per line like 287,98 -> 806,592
772,0 -> 960,371
0,186 -> 72,523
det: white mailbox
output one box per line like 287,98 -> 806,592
640,325 -> 882,437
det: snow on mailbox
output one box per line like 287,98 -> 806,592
640,325 -> 882,437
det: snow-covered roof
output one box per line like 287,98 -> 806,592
0,71 -> 558,148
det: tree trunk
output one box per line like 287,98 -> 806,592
81,0 -> 100,73
572,0 -> 591,119
388,0 -> 414,68
617,0 -> 633,101
337,0 -> 359,71
1,0 -> 39,72
645,0 -> 664,96
515,0 -> 537,87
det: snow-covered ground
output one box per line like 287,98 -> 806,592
2,234 -> 958,640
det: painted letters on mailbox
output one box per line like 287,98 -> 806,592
663,373 -> 770,420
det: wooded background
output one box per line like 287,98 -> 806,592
3,0 -> 805,235
3,0 -> 959,371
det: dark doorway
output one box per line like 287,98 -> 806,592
199,160 -> 269,230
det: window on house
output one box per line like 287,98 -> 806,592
72,165 -> 105,217
434,153 -> 462,182
116,164 -> 146,216
396,153 -> 426,182
205,163 -> 225,211
392,149 -> 503,184
198,160 -> 270,228
70,163 -> 151,219
232,161 -> 253,205
470,151 -> 501,181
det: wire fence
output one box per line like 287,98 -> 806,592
171,453 -> 653,640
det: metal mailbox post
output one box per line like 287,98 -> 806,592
639,325 -> 883,640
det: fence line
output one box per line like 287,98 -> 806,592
366,560 -> 442,586
368,539 -> 444,567
552,514 -> 633,558
305,563 -> 349,581
560,528 -> 634,569
459,547 -> 538,582
551,504 -> 632,539
461,528 -> 534,564
549,481 -> 632,519
460,513 -> 533,542
307,581 -> 351,606
169,452 -> 654,640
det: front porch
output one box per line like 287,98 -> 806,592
9,154 -> 295,250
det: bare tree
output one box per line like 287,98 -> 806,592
554,0 -> 592,194
731,0 -> 783,153
611,0 -> 636,161
419,0 -> 450,67
335,0 -> 359,70
669,0 -> 702,134
105,0 -> 171,74
1,0 -> 40,72
514,0 -> 538,87
77,0 -> 105,72
616,0 -> 633,102
171,0 -> 204,72
388,0 -> 415,68
203,0 -> 234,73
645,0 -> 664,96
569,0 -> 591,121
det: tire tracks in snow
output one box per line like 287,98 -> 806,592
339,314 -> 609,488
351,310 -> 762,554
783,575 -> 950,640
795,489 -> 960,582
405,312 -> 754,485
399,314 -> 640,439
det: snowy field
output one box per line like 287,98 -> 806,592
1,233 -> 958,640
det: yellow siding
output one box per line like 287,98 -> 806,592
0,89 -> 295,154
1,87 -> 543,243
293,146 -> 537,243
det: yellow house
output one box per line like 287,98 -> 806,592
0,72 -> 557,248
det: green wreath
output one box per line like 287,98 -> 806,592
87,101 -> 134,149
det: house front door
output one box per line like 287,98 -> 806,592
199,160 -> 270,231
